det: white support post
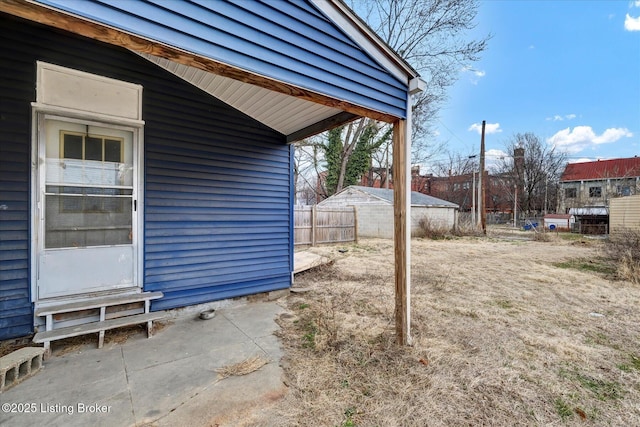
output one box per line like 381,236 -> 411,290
44,314 -> 53,356
145,299 -> 153,337
98,306 -> 106,348
404,87 -> 414,346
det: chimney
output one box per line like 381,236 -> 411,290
514,147 -> 525,173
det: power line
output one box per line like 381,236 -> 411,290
436,118 -> 471,147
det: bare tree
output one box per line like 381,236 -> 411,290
294,135 -> 327,204
294,0 -> 489,198
355,0 -> 490,159
432,150 -> 478,176
496,133 -> 567,216
370,135 -> 393,188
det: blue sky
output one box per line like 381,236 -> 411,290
433,0 -> 640,166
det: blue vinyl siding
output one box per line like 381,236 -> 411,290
143,81 -> 292,308
0,49 -> 33,339
36,0 -> 408,118
0,13 -> 292,338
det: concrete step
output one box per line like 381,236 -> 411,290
33,312 -> 166,349
35,291 -> 164,316
0,347 -> 46,393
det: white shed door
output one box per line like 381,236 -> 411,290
36,118 -> 138,299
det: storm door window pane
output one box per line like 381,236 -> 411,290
61,186 -> 82,212
61,133 -> 124,164
45,193 -> 132,248
63,134 -> 83,159
46,120 -> 133,248
105,139 -> 122,162
85,136 -> 102,161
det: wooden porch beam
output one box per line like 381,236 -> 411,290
0,0 -> 397,124
392,119 -> 410,345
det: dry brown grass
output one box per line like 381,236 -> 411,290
606,228 -> 640,284
51,320 -> 172,356
273,236 -> 640,426
215,355 -> 270,379
0,337 -> 34,358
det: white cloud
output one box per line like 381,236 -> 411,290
468,122 -> 502,134
486,148 -> 508,159
625,13 -> 640,31
546,114 -> 577,121
547,126 -> 633,153
594,127 -> 633,143
461,65 -> 486,85
484,149 -> 508,172
633,1 -> 640,8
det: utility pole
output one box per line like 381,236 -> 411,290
472,171 -> 476,225
513,184 -> 517,228
476,171 -> 481,229
544,175 -> 548,215
468,154 -> 478,226
479,120 -> 486,234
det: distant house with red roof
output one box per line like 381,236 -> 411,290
558,157 -> 640,214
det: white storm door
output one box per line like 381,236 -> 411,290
37,117 -> 138,299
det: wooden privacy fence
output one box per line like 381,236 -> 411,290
294,206 -> 357,246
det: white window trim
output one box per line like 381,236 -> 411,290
36,61 -> 143,121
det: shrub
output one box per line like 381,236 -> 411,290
455,216 -> 483,237
606,228 -> 640,284
416,216 -> 484,239
533,230 -> 553,242
416,217 -> 450,239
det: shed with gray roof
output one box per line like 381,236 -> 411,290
318,186 -> 458,238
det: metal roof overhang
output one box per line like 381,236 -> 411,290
0,0 -> 416,143
569,207 -> 609,216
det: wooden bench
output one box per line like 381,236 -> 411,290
33,291 -> 164,355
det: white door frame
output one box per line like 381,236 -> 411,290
30,109 -> 145,302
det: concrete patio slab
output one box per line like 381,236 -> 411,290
154,362 -> 287,427
0,300 -> 287,427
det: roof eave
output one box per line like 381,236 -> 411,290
0,0 -> 402,130
312,0 -> 419,83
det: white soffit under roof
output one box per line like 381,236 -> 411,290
138,52 -> 344,137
